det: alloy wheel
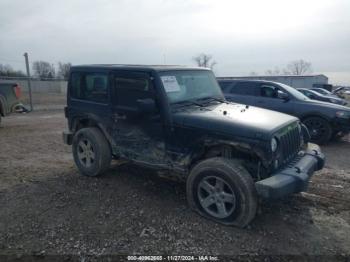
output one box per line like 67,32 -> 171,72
197,176 -> 236,219
77,138 -> 95,168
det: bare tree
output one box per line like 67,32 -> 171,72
265,67 -> 281,75
57,62 -> 72,80
249,71 -> 258,76
193,53 -> 217,69
0,64 -> 26,77
32,61 -> 56,79
286,59 -> 312,75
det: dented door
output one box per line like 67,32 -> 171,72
111,71 -> 166,165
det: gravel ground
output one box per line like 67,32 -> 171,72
0,109 -> 350,259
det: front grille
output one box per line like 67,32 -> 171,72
277,123 -> 302,165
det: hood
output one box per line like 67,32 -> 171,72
172,102 -> 298,140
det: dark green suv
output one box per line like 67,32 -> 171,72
63,65 -> 325,227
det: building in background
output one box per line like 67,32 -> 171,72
217,74 -> 332,91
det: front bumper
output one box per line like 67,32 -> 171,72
255,144 -> 325,199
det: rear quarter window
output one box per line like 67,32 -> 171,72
70,72 -> 108,103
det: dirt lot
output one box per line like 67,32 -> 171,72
0,108 -> 350,258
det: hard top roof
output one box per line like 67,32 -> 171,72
218,79 -> 281,84
71,64 -> 210,72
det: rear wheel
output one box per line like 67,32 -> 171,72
303,116 -> 332,144
187,157 -> 257,228
72,127 -> 111,177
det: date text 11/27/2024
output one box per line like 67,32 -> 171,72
127,255 -> 219,261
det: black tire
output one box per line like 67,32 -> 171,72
186,157 -> 257,228
302,116 -> 332,144
72,127 -> 111,177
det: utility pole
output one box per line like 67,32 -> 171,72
23,52 -> 33,111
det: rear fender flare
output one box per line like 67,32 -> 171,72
71,115 -> 115,148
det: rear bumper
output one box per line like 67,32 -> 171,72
63,131 -> 73,145
255,144 -> 325,199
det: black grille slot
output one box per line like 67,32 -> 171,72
279,124 -> 301,165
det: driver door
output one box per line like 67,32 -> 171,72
111,71 -> 166,165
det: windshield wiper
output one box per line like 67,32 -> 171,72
172,100 -> 204,108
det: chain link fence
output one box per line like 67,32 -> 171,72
0,76 -> 67,111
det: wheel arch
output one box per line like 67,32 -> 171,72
188,139 -> 269,173
71,115 -> 114,148
300,113 -> 331,123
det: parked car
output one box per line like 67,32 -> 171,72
218,79 -> 350,144
63,65 -> 325,227
297,88 -> 347,106
0,82 -> 23,124
310,87 -> 339,98
333,86 -> 350,100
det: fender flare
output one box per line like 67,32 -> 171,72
187,137 -> 269,171
71,115 -> 116,149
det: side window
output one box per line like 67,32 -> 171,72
218,81 -> 234,93
303,91 -> 314,98
299,90 -> 306,95
231,82 -> 259,96
70,72 -> 108,103
114,73 -> 155,109
260,84 -> 278,98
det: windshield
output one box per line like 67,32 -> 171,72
159,70 -> 224,104
278,83 -> 310,101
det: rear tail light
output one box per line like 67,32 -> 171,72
13,84 -> 22,99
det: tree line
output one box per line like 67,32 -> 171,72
192,53 -> 312,76
0,61 -> 71,80
1,55 -> 312,79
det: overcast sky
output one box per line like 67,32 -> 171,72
1,0 -> 350,84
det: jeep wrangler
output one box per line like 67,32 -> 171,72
63,65 -> 325,227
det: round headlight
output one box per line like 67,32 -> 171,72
271,137 -> 278,153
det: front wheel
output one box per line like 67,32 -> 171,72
186,157 -> 257,228
72,127 -> 111,177
302,116 -> 332,144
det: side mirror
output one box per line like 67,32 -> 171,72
136,98 -> 157,115
278,91 -> 289,101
